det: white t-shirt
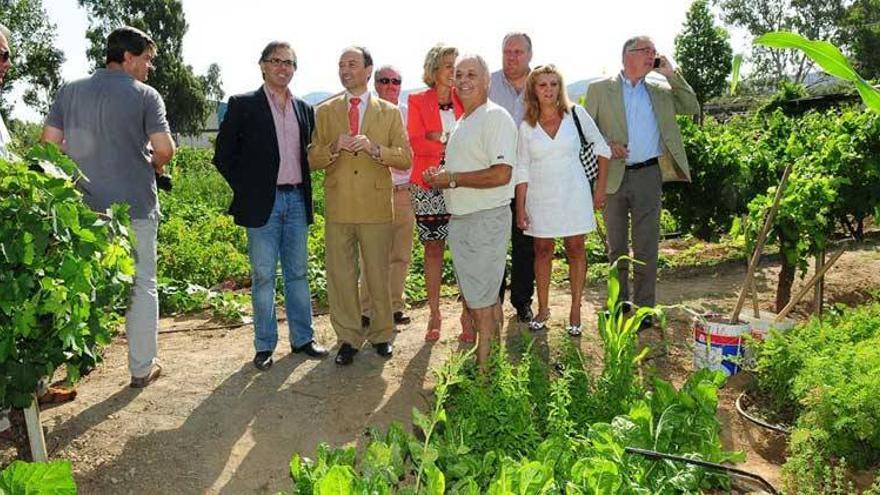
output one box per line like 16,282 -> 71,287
443,101 -> 517,216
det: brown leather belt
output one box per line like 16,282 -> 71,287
627,157 -> 659,170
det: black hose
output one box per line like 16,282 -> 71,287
624,446 -> 779,495
735,392 -> 792,434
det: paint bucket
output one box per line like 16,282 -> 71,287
693,315 -> 750,376
739,311 -> 796,367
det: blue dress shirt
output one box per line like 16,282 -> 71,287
621,74 -> 662,165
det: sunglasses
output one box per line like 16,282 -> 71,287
377,77 -> 402,86
0,49 -> 9,63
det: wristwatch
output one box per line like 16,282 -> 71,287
448,172 -> 457,189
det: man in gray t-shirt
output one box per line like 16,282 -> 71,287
42,26 -> 176,389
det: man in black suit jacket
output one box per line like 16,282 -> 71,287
214,41 -> 327,371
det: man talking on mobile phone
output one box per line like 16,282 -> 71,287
585,36 -> 697,328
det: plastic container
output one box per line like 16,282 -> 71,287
693,315 -> 750,376
739,310 -> 795,366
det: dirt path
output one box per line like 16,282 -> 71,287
4,240 -> 879,494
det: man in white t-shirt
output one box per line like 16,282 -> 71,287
423,54 -> 517,370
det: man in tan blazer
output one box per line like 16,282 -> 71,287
309,46 -> 412,365
586,36 -> 698,326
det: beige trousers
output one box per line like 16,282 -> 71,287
326,221 -> 393,345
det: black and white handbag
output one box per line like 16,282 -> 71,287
571,106 -> 599,182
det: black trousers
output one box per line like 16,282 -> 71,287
499,200 -> 535,309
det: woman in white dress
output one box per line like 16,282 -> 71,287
514,64 -> 611,336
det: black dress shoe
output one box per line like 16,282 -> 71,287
373,342 -> 393,358
291,340 -> 328,358
335,343 -> 358,366
253,351 -> 273,371
516,306 -> 534,323
361,315 -> 371,328
393,311 -> 411,325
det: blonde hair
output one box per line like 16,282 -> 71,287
422,44 -> 458,87
523,64 -> 572,127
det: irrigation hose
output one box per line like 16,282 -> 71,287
735,392 -> 792,434
623,446 -> 779,495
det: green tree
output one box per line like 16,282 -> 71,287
0,0 -> 65,118
843,0 -> 880,80
715,0 -> 848,90
675,0 -> 733,119
77,0 -> 223,135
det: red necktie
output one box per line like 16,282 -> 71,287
348,97 -> 361,135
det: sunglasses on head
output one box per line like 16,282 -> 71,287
0,49 -> 9,63
378,77 -> 401,86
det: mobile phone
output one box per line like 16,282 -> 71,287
653,57 -> 661,69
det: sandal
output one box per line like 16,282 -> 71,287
459,313 -> 476,343
566,324 -> 582,337
425,313 -> 442,342
528,313 -> 550,331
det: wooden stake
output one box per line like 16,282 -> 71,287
751,278 -> 761,317
730,164 -> 792,324
814,250 -> 825,317
776,248 -> 845,322
24,395 -> 48,462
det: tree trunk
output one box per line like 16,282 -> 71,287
776,233 -> 796,313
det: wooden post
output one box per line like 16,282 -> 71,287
814,250 -> 825,317
730,164 -> 792,324
776,248 -> 845,322
23,394 -> 48,462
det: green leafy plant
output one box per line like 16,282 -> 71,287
754,32 -> 880,112
0,144 -> 134,408
0,460 -> 77,494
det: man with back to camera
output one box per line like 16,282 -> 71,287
41,26 -> 176,388
488,32 -> 535,323
214,41 -> 328,371
424,54 -> 517,371
585,35 -> 698,327
359,64 -> 414,328
308,46 -> 412,366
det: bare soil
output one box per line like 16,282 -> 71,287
3,238 -> 880,494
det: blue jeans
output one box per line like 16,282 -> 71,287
247,189 -> 314,352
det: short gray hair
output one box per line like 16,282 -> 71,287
455,54 -> 490,89
622,35 -> 653,58
502,32 -> 532,53
374,65 -> 400,78
0,23 -> 11,40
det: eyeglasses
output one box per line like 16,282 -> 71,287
627,47 -> 657,56
264,58 -> 295,68
377,77 -> 402,86
0,49 -> 9,63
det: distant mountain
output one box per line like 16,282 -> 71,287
299,77 -> 604,108
567,77 -> 605,102
302,91 -> 336,105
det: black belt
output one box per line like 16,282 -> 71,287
627,157 -> 659,170
277,183 -> 303,191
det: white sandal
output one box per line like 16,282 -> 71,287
528,315 -> 549,331
566,324 -> 582,336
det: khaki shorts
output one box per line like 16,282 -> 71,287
448,205 -> 511,309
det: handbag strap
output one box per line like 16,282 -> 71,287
571,106 -> 588,146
